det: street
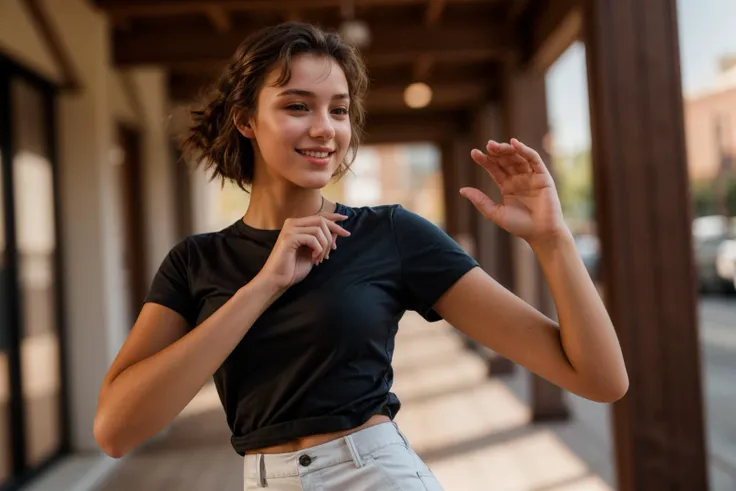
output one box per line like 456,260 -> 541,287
699,295 -> 736,489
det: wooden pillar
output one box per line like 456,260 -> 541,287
440,135 -> 476,256
473,104 -> 515,375
503,63 -> 570,421
441,134 -> 485,351
584,1 -> 708,489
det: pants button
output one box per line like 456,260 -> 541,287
299,454 -> 312,467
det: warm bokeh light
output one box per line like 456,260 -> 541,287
403,82 -> 433,109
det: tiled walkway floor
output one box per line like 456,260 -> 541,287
93,312 -> 614,491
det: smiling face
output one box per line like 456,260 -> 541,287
239,53 -> 352,190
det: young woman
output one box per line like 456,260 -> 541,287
93,22 -> 628,491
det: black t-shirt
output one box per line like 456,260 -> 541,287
145,203 -> 478,455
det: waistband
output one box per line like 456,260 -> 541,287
243,422 -> 410,486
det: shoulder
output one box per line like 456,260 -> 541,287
339,203 -> 428,225
161,224 -> 241,267
338,203 -> 444,237
339,202 -> 400,219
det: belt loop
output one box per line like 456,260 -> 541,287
257,454 -> 267,488
344,435 -> 364,468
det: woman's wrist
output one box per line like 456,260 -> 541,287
527,227 -> 575,257
242,274 -> 286,310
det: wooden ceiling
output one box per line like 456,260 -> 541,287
93,0 -> 575,141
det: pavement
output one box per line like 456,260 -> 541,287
88,298 -> 736,491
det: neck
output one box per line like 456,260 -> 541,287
243,182 -> 330,230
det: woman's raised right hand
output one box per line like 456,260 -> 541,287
256,212 -> 351,293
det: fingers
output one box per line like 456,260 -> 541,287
317,219 -> 332,262
480,139 -> 547,176
323,218 -> 352,237
293,234 -> 323,261
509,138 -> 548,174
299,226 -> 330,262
471,149 -> 508,186
286,214 -> 351,264
459,187 -> 501,222
295,214 -> 351,237
487,140 -> 532,174
318,212 -> 350,222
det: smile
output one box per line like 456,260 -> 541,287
296,149 -> 334,158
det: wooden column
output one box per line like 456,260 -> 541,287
440,135 -> 476,256
441,134 -> 485,351
473,104 -> 515,375
503,63 -> 570,421
584,1 -> 708,489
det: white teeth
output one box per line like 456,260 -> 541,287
299,150 -> 329,158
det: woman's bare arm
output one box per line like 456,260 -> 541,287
93,278 -> 280,458
434,235 -> 628,403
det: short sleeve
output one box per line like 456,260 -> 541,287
391,205 -> 479,322
144,239 -> 198,328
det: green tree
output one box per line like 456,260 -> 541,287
554,149 -> 594,227
690,177 -> 736,218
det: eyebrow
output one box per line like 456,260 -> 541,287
276,89 -> 349,101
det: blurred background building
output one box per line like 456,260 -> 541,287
0,0 -> 735,490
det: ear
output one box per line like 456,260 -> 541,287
233,113 -> 255,139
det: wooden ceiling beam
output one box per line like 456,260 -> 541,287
363,110 -> 466,144
508,0 -> 529,20
205,7 -> 231,32
413,54 -> 434,81
413,0 -> 448,82
113,24 -> 516,67
170,77 -> 493,113
24,0 -> 81,89
425,0 -> 447,25
285,9 -> 301,22
96,0 -> 508,20
168,63 -> 501,103
366,82 -> 490,113
522,0 -> 581,71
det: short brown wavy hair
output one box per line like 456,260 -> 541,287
182,22 -> 369,191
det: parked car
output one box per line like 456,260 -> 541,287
693,216 -> 736,293
574,234 -> 600,281
716,239 -> 736,284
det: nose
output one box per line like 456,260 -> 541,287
309,110 -> 335,140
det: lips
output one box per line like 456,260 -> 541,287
296,149 -> 335,158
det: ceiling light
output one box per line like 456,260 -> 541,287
339,19 -> 371,48
403,82 -> 433,109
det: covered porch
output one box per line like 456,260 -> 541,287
2,0 -> 712,490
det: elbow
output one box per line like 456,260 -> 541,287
592,374 -> 629,403
93,413 -> 128,459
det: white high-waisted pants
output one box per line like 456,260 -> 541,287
243,422 -> 444,491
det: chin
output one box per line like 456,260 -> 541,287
289,170 -> 334,190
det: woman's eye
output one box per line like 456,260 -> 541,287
286,103 -> 308,111
332,107 -> 349,115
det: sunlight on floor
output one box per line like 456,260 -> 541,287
393,312 -> 613,491
179,381 -> 221,418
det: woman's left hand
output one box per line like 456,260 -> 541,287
460,138 -> 569,246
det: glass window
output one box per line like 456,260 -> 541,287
11,78 -> 62,468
